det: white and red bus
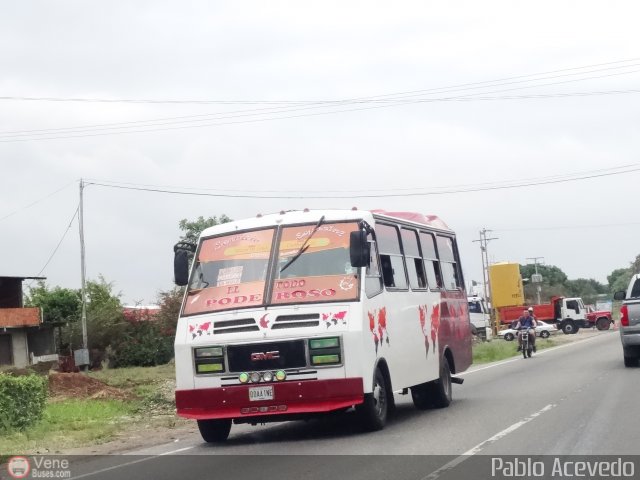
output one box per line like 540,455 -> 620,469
173,209 -> 472,442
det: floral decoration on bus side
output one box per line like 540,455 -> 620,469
368,307 -> 389,354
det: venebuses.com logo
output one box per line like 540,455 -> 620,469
7,457 -> 30,479
6,456 -> 71,479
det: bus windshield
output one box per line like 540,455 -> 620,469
182,222 -> 360,315
271,222 -> 360,305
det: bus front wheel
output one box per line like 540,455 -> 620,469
356,367 -> 389,431
197,418 -> 232,443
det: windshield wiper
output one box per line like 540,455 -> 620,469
279,215 -> 325,274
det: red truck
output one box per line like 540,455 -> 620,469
585,305 -> 613,331
497,296 -> 591,335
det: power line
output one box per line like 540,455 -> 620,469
2,62 -> 639,138
494,222 -> 640,232
0,181 -> 76,222
1,58 -> 639,141
86,166 -> 640,199
2,56 -> 639,105
85,163 -> 638,195
28,204 -> 80,284
1,88 -> 638,143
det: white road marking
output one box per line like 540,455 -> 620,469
69,446 -> 195,479
421,404 -> 556,480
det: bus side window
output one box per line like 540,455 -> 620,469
401,228 -> 427,289
437,235 -> 460,290
419,231 -> 443,290
376,224 -> 408,290
365,237 -> 383,297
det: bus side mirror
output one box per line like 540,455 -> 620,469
614,290 -> 626,301
350,230 -> 371,268
174,242 -> 196,286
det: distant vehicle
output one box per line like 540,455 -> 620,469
520,327 -> 534,358
497,296 -> 589,335
467,295 -> 492,341
614,274 -> 640,367
498,320 -> 557,341
585,305 -> 613,331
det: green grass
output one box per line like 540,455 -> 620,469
473,338 -> 558,364
89,363 -> 176,412
0,363 -> 180,455
0,399 -> 134,455
88,362 -> 175,389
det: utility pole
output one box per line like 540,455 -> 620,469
526,256 -> 545,305
473,228 -> 499,302
473,229 -> 499,333
78,179 -> 89,370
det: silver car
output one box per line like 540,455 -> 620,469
614,274 -> 640,367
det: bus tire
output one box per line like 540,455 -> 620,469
427,356 -> 452,409
197,418 -> 232,443
356,367 -> 389,431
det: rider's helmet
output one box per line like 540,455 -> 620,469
528,307 -> 534,313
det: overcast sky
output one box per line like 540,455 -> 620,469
1,1 -> 639,305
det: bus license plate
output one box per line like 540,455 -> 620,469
249,386 -> 273,401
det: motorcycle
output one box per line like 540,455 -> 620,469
519,327 -> 534,358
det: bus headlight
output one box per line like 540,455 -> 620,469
194,346 -> 225,374
308,337 -> 341,366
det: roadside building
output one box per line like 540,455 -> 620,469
122,305 -> 161,322
0,275 -> 56,368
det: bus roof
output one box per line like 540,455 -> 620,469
199,209 -> 452,239
371,210 -> 451,231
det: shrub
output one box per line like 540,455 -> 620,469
110,321 -> 174,368
0,374 -> 48,431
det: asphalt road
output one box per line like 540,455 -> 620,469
66,330 -> 638,480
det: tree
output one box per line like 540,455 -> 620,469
608,268 -> 631,290
606,254 -> 640,294
25,281 -> 80,325
520,264 -> 568,286
178,215 -> 232,244
59,276 -> 125,360
565,278 -> 607,304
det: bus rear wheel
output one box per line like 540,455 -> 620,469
197,418 -> 232,443
428,356 -> 452,408
356,367 -> 389,431
411,357 -> 452,410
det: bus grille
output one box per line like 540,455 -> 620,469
227,340 -> 307,372
271,314 -> 320,330
213,318 -> 259,335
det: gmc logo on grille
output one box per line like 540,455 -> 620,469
250,351 -> 280,361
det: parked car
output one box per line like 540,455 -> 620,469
498,320 -> 557,341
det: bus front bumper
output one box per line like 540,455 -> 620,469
176,378 -> 364,420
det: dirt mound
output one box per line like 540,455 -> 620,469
49,373 -> 133,401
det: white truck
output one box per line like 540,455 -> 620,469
467,295 -> 492,341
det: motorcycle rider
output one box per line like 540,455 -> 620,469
514,308 -> 537,353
